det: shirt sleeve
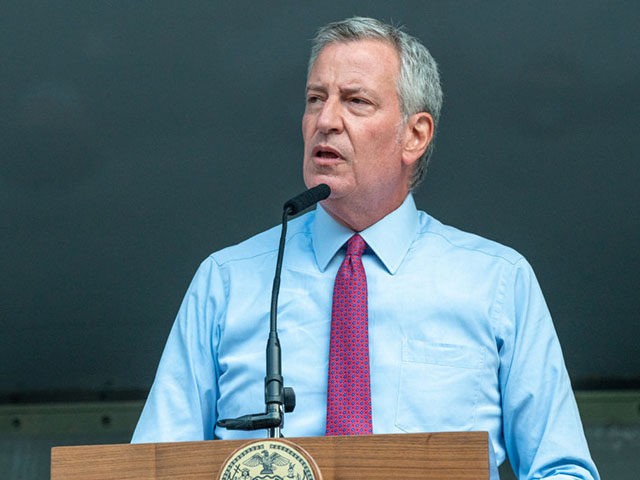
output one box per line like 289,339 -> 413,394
497,258 -> 600,479
131,256 -> 223,443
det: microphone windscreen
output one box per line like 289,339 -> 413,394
283,184 -> 331,215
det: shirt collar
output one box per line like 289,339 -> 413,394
311,194 -> 419,274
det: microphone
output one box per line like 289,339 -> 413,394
283,183 -> 331,215
217,183 -> 331,438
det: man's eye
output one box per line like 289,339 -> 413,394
350,97 -> 369,105
307,96 -> 320,104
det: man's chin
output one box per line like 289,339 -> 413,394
306,181 -> 342,201
305,175 -> 333,192
304,171 -> 353,200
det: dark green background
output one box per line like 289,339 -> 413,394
1,1 -> 638,400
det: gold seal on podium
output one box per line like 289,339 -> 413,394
217,439 -> 322,480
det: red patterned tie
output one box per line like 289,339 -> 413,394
326,234 -> 373,435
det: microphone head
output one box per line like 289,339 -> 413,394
283,183 -> 331,215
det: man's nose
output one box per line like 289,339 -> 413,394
316,98 -> 343,134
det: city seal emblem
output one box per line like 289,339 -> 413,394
217,439 -> 321,480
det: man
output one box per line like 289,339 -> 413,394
133,17 -> 599,479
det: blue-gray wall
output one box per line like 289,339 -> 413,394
1,1 -> 639,400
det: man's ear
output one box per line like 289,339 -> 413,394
402,112 -> 434,167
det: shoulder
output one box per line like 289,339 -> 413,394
416,211 -> 524,266
208,210 -> 315,267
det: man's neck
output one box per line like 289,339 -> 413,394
320,192 -> 409,232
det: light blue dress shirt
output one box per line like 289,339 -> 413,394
132,194 -> 598,479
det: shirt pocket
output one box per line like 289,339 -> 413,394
395,339 -> 485,432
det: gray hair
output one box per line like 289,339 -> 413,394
308,17 -> 443,189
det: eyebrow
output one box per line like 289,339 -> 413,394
306,83 -> 326,93
341,86 -> 369,95
306,83 -> 378,100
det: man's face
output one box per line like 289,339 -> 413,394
302,39 -> 414,227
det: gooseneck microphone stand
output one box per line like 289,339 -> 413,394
217,184 -> 331,438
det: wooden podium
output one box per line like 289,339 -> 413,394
51,431 -> 497,479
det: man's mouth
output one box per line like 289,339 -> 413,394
312,145 -> 342,160
317,151 -> 339,158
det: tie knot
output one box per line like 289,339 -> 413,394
346,234 -> 367,257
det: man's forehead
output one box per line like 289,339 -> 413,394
307,39 -> 400,84
311,39 -> 399,69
